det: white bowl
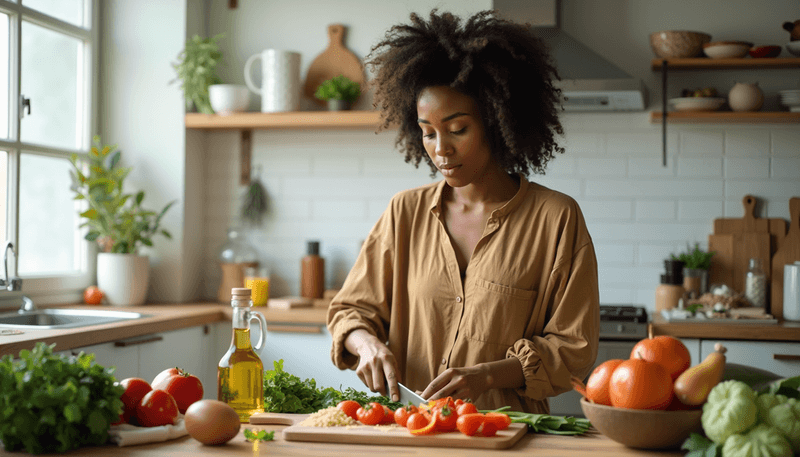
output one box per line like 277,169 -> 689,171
703,41 -> 753,59
786,41 -> 800,56
670,97 -> 726,112
209,84 -> 250,115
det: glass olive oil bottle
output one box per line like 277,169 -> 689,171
218,287 -> 267,422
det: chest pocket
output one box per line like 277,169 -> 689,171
463,278 -> 537,347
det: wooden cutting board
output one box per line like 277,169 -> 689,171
303,24 -> 365,106
713,195 -> 787,274
771,197 -> 800,320
249,412 -> 528,450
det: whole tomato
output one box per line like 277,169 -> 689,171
118,377 -> 152,424
83,286 -> 104,305
393,403 -> 419,427
434,405 -> 458,432
151,367 -> 203,414
355,402 -> 385,425
405,412 -> 429,432
337,400 -> 360,420
456,401 -> 478,416
136,389 -> 179,427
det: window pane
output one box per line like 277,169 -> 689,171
22,0 -> 85,28
21,20 -> 81,150
18,152 -> 80,276
0,150 -> 6,244
0,14 -> 9,140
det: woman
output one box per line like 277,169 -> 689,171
327,9 -> 599,413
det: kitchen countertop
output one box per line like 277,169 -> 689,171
649,314 -> 800,341
0,421 -> 684,456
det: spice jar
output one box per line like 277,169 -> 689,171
745,258 -> 767,309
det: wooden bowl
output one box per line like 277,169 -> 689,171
580,399 -> 702,450
650,31 -> 711,58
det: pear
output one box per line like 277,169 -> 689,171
673,343 -> 727,406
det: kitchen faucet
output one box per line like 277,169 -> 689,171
1,241 -> 34,312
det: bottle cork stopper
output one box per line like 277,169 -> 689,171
231,287 -> 251,298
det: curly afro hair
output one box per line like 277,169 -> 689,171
366,9 -> 565,177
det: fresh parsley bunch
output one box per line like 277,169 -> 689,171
0,343 -> 124,454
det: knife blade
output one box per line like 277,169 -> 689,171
397,382 -> 426,406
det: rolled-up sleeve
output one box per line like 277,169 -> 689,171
327,209 -> 395,370
507,240 -> 600,401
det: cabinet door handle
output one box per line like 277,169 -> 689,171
773,354 -> 800,362
267,324 -> 322,334
114,335 -> 164,347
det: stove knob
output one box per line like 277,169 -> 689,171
617,324 -> 625,333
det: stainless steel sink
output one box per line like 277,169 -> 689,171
0,308 -> 150,329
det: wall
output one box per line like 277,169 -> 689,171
194,0 -> 800,313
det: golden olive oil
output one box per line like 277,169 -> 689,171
218,288 -> 267,422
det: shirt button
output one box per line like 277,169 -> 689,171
456,296 -> 462,303
441,358 -> 447,365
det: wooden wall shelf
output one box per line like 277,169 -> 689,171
185,110 -> 383,130
650,111 -> 800,124
651,57 -> 800,70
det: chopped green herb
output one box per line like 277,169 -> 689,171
244,428 -> 275,442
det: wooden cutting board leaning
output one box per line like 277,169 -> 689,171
249,412 -> 528,450
708,195 -> 776,301
303,24 -> 365,106
771,197 -> 800,320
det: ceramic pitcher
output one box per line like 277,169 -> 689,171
244,49 -> 301,112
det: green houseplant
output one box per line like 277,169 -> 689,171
172,34 -> 224,114
314,75 -> 360,110
672,243 -> 715,296
69,136 -> 176,306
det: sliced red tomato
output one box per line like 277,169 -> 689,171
337,400 -> 360,420
484,412 -> 512,430
356,402 -> 385,425
409,413 -> 439,435
136,389 -> 179,427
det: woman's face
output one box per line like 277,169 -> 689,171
416,86 -> 495,188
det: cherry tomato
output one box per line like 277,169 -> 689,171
356,402 -> 385,425
337,400 -> 360,420
151,367 -> 204,414
405,412 -> 429,431
456,401 -> 478,416
434,405 -> 458,432
380,405 -> 395,424
136,389 -> 179,427
484,412 -> 512,430
118,377 -> 152,425
456,413 -> 484,436
393,403 -> 419,427
480,422 -> 498,437
83,285 -> 104,305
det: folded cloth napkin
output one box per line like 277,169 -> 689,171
108,417 -> 188,447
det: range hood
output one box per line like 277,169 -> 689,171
493,0 -> 646,111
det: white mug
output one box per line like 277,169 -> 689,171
784,261 -> 800,322
244,49 -> 301,113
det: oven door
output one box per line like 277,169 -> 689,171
548,339 -> 637,417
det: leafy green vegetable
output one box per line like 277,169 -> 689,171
243,429 -> 274,442
0,342 -> 124,454
702,380 -> 758,444
682,433 -> 721,457
262,360 -> 401,414
761,376 -> 800,399
761,397 -> 800,453
722,424 -> 792,457
483,407 -> 592,435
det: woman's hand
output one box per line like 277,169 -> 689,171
421,358 -> 524,401
344,329 -> 401,401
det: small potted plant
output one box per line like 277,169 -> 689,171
671,243 -> 715,296
314,75 -> 360,111
69,136 -> 176,305
172,34 -> 224,114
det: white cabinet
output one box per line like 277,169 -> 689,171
60,341 -> 139,381
700,340 -> 800,379
682,338 -> 701,367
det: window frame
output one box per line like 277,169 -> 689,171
0,0 -> 97,306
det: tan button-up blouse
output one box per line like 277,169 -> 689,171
327,175 -> 599,413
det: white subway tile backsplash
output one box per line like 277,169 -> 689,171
558,132 -> 603,155
771,130 -> 800,157
639,243 -> 685,267
579,200 -> 633,221
628,157 -> 676,177
680,131 -> 724,156
545,156 -> 577,176
724,157 -> 770,179
679,200 -> 723,221
599,288 -> 634,304
312,199 -> 368,221
771,158 -> 800,179
677,157 -> 723,177
585,179 -> 723,198
593,243 -> 635,265
585,222 -> 711,243
636,200 -> 677,220
725,129 -> 770,157
312,156 -> 362,176
269,198 -> 312,221
725,180 -> 800,200
530,177 -> 581,198
576,157 -> 627,176
606,132 -> 677,157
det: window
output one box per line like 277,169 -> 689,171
0,0 -> 96,305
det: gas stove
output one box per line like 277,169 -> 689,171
599,304 -> 648,340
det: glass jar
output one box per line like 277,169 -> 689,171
217,228 -> 259,303
745,258 -> 767,309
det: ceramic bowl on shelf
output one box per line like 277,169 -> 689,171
670,97 -> 726,112
580,399 -> 702,450
650,31 -> 711,58
779,89 -> 800,111
703,41 -> 753,59
209,84 -> 250,115
786,41 -> 800,56
749,45 -> 782,58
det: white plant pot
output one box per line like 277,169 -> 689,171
97,253 -> 149,306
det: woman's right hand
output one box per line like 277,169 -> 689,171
344,329 -> 400,401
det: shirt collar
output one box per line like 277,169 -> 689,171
428,173 -> 529,218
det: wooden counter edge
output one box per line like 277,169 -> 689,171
649,314 -> 800,341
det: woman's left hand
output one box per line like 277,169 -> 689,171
420,364 -> 492,401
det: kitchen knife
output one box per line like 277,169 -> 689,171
397,382 -> 426,406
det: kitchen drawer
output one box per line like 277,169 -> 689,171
700,340 -> 800,378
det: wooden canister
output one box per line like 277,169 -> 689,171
218,262 -> 259,303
